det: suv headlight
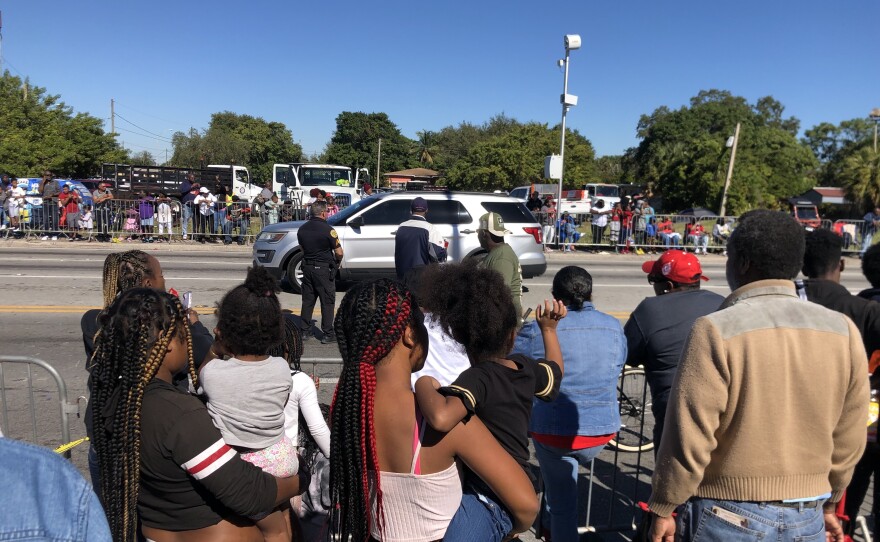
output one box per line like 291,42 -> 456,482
256,232 -> 287,243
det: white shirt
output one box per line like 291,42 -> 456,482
193,193 -> 216,216
157,202 -> 173,223
411,314 -> 471,390
283,371 -> 331,458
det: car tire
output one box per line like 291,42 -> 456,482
286,252 -> 304,295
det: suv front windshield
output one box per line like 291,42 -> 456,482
328,196 -> 380,226
301,168 -> 352,187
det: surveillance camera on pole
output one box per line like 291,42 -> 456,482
555,34 -> 581,247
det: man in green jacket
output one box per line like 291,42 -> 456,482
649,210 -> 868,542
477,212 -> 523,325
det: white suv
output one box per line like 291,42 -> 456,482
253,191 -> 547,293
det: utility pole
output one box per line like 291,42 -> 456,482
719,122 -> 741,217
870,108 -> 880,152
376,138 -> 382,188
110,98 -> 115,136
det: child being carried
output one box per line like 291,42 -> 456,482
198,266 -> 299,542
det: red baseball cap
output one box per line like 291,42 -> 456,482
641,250 -> 709,284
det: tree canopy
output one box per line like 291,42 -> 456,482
627,90 -> 817,214
169,112 -> 302,183
0,72 -> 126,178
322,112 -> 415,175
443,120 -> 597,191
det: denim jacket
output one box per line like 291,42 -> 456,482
0,437 -> 111,541
513,303 -> 626,436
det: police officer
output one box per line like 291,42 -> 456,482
297,200 -> 343,344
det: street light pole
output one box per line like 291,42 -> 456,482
556,35 -> 581,235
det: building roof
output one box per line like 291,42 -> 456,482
795,186 -> 849,205
383,168 -> 440,178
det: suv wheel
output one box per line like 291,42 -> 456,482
286,252 -> 304,294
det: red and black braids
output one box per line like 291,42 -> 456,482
329,279 -> 422,541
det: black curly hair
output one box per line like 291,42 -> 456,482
728,210 -> 805,281
802,228 -> 843,278
329,279 -> 427,541
90,289 -> 194,542
266,314 -> 305,372
552,266 -> 593,310
419,260 -> 518,362
216,266 -> 284,356
863,244 -> 880,288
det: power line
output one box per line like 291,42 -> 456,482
0,55 -> 24,77
114,101 -> 191,129
123,141 -> 166,153
114,112 -> 173,142
115,126 -> 173,143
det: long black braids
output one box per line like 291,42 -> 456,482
329,279 -> 426,542
101,250 -> 153,308
90,288 -> 194,542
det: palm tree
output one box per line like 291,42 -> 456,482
842,146 -> 880,208
416,130 -> 436,166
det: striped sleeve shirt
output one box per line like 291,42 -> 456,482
137,380 -> 277,531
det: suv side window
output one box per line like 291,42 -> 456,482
359,199 -> 412,225
481,201 -> 536,224
425,200 -> 472,225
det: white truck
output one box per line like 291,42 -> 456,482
269,163 -> 371,209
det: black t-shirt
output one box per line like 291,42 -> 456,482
81,309 -> 215,437
297,217 -> 340,264
136,379 -> 277,530
440,354 -> 561,494
624,289 -> 723,422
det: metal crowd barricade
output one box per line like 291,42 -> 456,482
529,209 -> 739,254
0,356 -> 80,459
3,197 -> 312,245
831,219 -> 868,254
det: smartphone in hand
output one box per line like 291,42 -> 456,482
183,291 -> 193,310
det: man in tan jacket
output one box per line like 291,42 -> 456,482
649,210 -> 868,542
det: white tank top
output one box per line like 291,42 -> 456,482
369,411 -> 462,541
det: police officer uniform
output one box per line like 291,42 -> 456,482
297,214 -> 341,343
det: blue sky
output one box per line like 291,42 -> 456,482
2,1 -> 877,161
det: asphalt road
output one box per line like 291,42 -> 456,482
0,241 -> 874,541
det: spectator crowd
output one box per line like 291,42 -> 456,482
5,191 -> 880,542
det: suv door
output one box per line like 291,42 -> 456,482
340,199 -> 411,278
423,198 -> 475,262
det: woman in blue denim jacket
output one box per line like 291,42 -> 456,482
513,266 -> 626,542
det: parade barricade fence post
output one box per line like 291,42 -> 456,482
0,356 -> 79,459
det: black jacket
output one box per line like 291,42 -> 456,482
802,279 -> 880,356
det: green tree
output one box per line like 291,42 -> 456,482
0,72 -> 126,177
630,89 -> 816,214
841,146 -> 880,209
128,150 -> 157,166
170,112 -> 302,183
322,112 -> 415,176
415,130 -> 437,166
444,123 -> 597,191
802,118 -> 874,185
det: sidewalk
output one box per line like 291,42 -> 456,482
0,237 -> 254,254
